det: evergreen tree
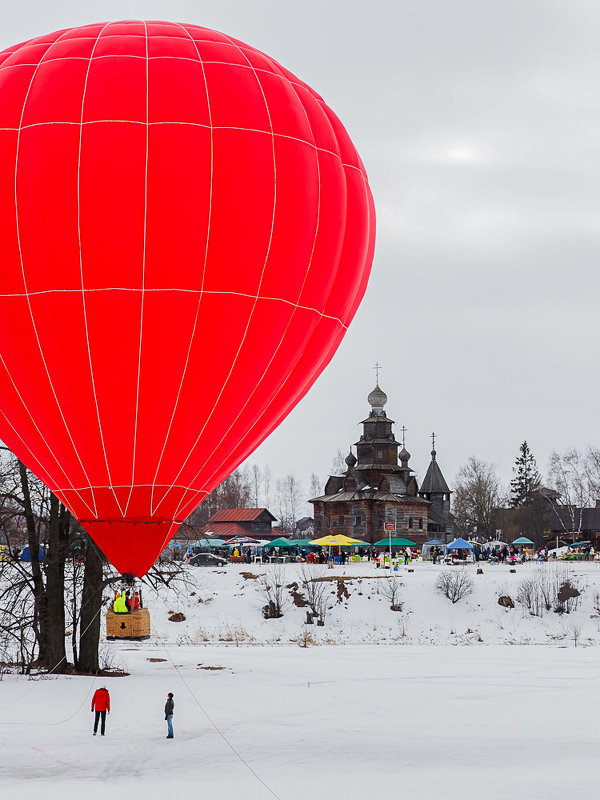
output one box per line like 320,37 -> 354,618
509,441 -> 541,508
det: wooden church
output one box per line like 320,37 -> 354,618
309,383 -> 453,546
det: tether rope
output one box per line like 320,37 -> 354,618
0,603 -> 102,723
155,623 -> 283,800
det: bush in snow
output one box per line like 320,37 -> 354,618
380,575 -> 403,611
257,565 -> 288,619
555,579 -> 581,614
517,567 -> 581,616
298,564 -> 329,624
436,570 -> 473,604
517,574 -> 547,617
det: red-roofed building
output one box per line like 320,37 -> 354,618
203,508 -> 278,541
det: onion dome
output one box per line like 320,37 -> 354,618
368,384 -> 387,409
399,447 -> 411,466
345,450 -> 357,468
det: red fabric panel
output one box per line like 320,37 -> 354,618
0,20 -> 374,576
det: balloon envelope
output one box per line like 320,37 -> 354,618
0,20 -> 375,575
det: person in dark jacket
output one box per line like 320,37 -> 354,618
165,692 -> 174,738
91,686 -> 110,736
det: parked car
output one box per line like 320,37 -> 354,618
190,552 -> 228,567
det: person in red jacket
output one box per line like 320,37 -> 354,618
91,686 -> 110,736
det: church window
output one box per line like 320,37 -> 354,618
408,518 -> 413,529
355,515 -> 362,525
377,450 -> 383,460
337,515 -> 344,525
418,518 -> 423,529
316,519 -> 322,530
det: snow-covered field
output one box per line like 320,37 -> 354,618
2,560 -> 600,799
150,559 -> 600,647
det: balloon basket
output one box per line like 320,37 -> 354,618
106,608 -> 151,640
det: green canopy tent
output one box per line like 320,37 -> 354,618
373,537 -> 416,547
512,536 -> 534,546
288,539 -> 320,548
195,538 -> 227,548
263,537 -> 295,548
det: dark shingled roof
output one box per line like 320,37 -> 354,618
419,452 -> 450,495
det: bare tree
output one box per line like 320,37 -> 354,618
249,464 -> 262,508
436,570 -> 473,604
380,575 -> 403,611
330,449 -> 347,476
262,465 -> 272,510
548,449 -> 595,538
275,473 -> 303,534
298,564 -> 328,623
453,457 -> 505,539
183,467 -> 252,529
257,565 -> 288,618
309,473 -> 322,500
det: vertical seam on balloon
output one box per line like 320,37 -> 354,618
149,21 -> 215,517
171,68 -> 325,512
123,21 -> 150,517
190,89 -> 339,482
12,30 -> 97,518
76,22 -> 125,520
153,34 -> 280,520
199,94 -> 355,489
179,154 -> 361,513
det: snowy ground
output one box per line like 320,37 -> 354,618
2,560 -> 600,799
147,559 -> 600,647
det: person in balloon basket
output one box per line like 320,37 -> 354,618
112,592 -> 127,613
165,692 -> 174,738
91,686 -> 110,736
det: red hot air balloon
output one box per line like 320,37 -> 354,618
0,20 -> 375,576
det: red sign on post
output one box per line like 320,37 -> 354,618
384,522 -> 396,531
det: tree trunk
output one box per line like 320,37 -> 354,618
78,537 -> 104,673
19,460 -> 49,666
44,494 -> 68,673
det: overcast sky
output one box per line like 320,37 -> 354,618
4,0 -> 600,500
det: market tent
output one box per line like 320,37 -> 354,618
309,535 -> 365,546
263,537 -> 295,548
199,538 -> 227,548
446,537 -> 474,550
421,539 -> 447,557
485,540 -> 508,548
512,536 -> 534,545
224,536 -> 260,545
373,537 -> 416,547
289,539 -> 320,547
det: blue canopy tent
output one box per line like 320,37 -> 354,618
446,538 -> 474,551
20,545 -> 46,561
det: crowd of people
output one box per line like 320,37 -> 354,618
182,541 -> 598,568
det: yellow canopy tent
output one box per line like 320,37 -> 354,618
309,535 -> 365,546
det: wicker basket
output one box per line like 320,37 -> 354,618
106,607 -> 151,640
